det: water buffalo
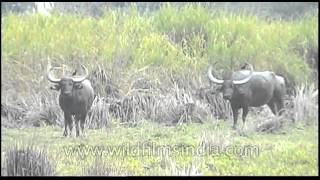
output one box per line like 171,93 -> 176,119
47,65 -> 94,137
207,63 -> 286,129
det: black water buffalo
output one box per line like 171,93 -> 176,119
47,65 -> 94,137
207,63 -> 286,129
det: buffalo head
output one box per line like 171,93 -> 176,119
47,65 -> 89,96
207,63 -> 253,100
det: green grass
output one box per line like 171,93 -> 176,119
2,118 -> 318,176
1,4 -> 318,96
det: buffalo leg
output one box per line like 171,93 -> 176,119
267,102 -> 277,115
64,113 -> 72,137
63,123 -> 68,137
274,87 -> 285,115
75,115 -> 81,137
80,113 -> 87,137
231,106 -> 239,129
242,106 -> 249,129
276,99 -> 285,115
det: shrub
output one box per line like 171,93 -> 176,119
3,145 -> 55,176
291,84 -> 318,125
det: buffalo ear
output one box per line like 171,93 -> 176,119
74,83 -> 83,89
50,84 -> 60,91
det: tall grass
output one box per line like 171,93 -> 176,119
291,84 -> 318,125
3,145 -> 55,176
2,4 -> 317,95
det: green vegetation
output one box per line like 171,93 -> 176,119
1,3 -> 318,176
1,4 -> 318,96
1,120 -> 318,176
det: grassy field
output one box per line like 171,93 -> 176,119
1,114 -> 318,176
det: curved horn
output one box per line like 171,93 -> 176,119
72,65 -> 89,82
207,65 -> 224,84
233,63 -> 253,85
47,67 -> 61,83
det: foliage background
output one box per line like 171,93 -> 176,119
1,2 -> 318,98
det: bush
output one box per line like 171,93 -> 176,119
291,84 -> 318,125
3,145 -> 55,176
